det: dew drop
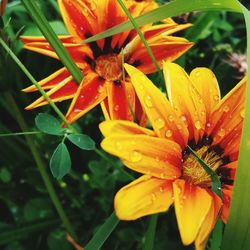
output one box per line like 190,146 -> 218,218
195,71 -> 201,77
206,122 -> 212,128
223,105 -> 230,113
98,85 -> 104,93
165,129 -> 173,138
160,173 -> 166,179
130,151 -> 142,162
114,105 -> 120,112
115,142 -> 122,150
168,115 -> 174,122
213,95 -> 219,101
151,193 -> 156,201
181,115 -> 187,123
218,128 -> 225,137
144,95 -> 153,108
240,109 -> 245,118
201,111 -> 205,116
155,118 -> 165,129
80,94 -> 85,99
195,120 -> 202,130
159,187 -> 164,192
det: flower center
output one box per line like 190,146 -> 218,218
182,146 -> 222,187
95,53 -> 122,81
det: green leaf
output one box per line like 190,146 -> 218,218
221,2 -> 250,250
210,220 -> 223,250
35,113 -> 66,136
85,212 -> 119,250
82,0 -> 241,44
67,134 -> 96,150
143,214 -> 158,250
47,230 -> 72,250
0,168 -> 11,183
50,143 -> 71,180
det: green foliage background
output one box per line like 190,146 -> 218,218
0,0 -> 249,249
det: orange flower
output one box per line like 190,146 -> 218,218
21,0 -> 192,124
100,62 -> 246,250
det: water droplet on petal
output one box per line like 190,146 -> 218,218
177,124 -> 182,130
206,122 -> 212,128
214,95 -> 219,101
201,111 -> 205,116
160,173 -> 166,179
240,109 -> 245,118
155,118 -> 165,129
165,129 -> 173,138
195,120 -> 202,130
159,187 -> 164,192
168,115 -> 174,122
114,105 -> 119,112
130,151 -> 142,162
115,142 -> 122,150
218,128 -> 225,137
223,105 -> 230,113
195,71 -> 201,77
80,94 -> 85,99
98,85 -> 104,93
144,95 -> 153,108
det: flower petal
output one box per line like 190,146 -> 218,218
99,120 -> 155,137
58,0 -> 97,39
65,72 -> 106,123
101,134 -> 182,179
106,80 -> 135,121
124,64 -> 189,149
20,35 -> 79,44
25,75 -> 78,110
114,175 -> 174,220
22,67 -> 70,92
195,192 -> 222,250
22,42 -> 93,69
173,179 -> 212,245
208,77 -> 246,147
163,62 -> 207,144
190,68 -> 221,120
221,185 -> 233,223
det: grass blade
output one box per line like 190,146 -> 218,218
221,2 -> 250,249
143,214 -> 158,250
82,0 -> 241,44
85,212 -> 119,250
21,0 -> 83,84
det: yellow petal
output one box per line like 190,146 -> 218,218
173,179 -> 212,245
190,68 -> 221,120
101,134 -> 182,179
195,192 -> 222,250
99,120 -> 155,137
124,63 -> 189,149
114,175 -> 174,220
163,62 -> 206,144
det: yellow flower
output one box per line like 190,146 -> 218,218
21,0 -> 192,124
100,62 -> 246,249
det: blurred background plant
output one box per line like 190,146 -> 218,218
0,0 -> 248,249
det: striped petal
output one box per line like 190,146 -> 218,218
173,179 -> 212,245
114,175 -> 174,220
124,64 -> 189,149
65,72 -> 106,123
163,62 -> 206,144
101,134 -> 182,179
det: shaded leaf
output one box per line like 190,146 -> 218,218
50,143 -> 71,179
67,134 -> 96,151
35,113 -> 66,136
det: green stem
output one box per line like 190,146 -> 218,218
3,91 -> 77,240
143,214 -> 158,250
0,131 -> 41,137
0,37 -> 74,130
20,0 -> 83,84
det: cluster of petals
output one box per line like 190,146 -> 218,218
21,0 -> 193,124
100,62 -> 246,250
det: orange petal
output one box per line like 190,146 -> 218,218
23,42 -> 93,69
218,161 -> 237,185
65,72 -> 106,123
163,62 -> 207,144
221,185 -> 233,223
58,0 -> 97,39
124,64 -> 189,149
134,94 -> 148,127
25,76 -> 78,110
190,68 -> 221,120
20,35 -> 79,44
106,80 -> 135,121
22,67 -> 70,92
101,134 -> 182,179
99,120 -> 155,137
195,192 -> 222,250
127,40 -> 193,74
173,179 -> 212,245
208,77 -> 246,147
114,175 -> 174,220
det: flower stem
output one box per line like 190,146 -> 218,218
3,91 -> 77,240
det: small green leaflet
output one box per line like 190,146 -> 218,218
50,143 -> 71,180
67,134 -> 96,150
35,113 -> 66,136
